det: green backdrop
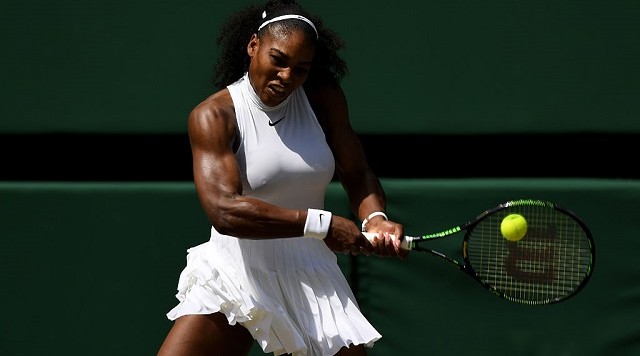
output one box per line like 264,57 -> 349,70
1,0 -> 639,134
1,1 -> 638,355
1,179 -> 638,355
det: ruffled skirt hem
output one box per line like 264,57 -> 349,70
166,233 -> 381,355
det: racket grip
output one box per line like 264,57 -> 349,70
363,232 -> 412,250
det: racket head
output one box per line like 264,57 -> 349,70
462,199 -> 595,305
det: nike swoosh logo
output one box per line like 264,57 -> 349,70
268,116 -> 285,126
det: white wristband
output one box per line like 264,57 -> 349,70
304,209 -> 332,239
361,211 -> 388,232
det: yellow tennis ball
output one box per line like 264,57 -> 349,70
501,214 -> 528,241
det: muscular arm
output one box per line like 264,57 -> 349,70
307,85 -> 387,225
188,90 -> 305,239
190,87 -> 402,255
308,84 -> 406,256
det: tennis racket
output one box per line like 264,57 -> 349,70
364,199 -> 595,305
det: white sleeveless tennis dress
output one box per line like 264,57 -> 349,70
166,73 -> 382,355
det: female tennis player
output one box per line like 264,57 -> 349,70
157,1 -> 408,355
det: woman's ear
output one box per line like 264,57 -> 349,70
247,33 -> 259,58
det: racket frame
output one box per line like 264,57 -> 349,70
367,199 -> 596,305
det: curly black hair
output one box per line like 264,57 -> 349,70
211,0 -> 348,90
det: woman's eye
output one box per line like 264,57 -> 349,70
271,56 -> 286,67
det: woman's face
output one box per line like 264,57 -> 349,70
247,29 -> 315,107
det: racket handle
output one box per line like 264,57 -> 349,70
363,232 -> 413,250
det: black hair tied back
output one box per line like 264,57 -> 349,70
211,0 -> 348,89
262,0 -> 306,23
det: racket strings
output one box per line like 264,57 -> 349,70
466,205 -> 593,304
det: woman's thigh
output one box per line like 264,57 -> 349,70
157,313 -> 254,356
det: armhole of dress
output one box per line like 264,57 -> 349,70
232,123 -> 241,154
226,86 -> 243,155
301,87 -> 328,136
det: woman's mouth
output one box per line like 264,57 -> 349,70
270,85 -> 286,95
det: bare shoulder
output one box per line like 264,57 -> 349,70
189,89 -> 235,128
305,84 -> 346,111
305,84 -> 347,130
188,89 -> 237,140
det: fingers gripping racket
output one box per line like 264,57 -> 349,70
364,199 -> 595,305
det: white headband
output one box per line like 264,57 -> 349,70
258,14 -> 318,39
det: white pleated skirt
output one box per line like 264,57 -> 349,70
166,228 -> 381,356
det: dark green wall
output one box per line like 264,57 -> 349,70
2,0 -> 639,134
1,179 -> 639,355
